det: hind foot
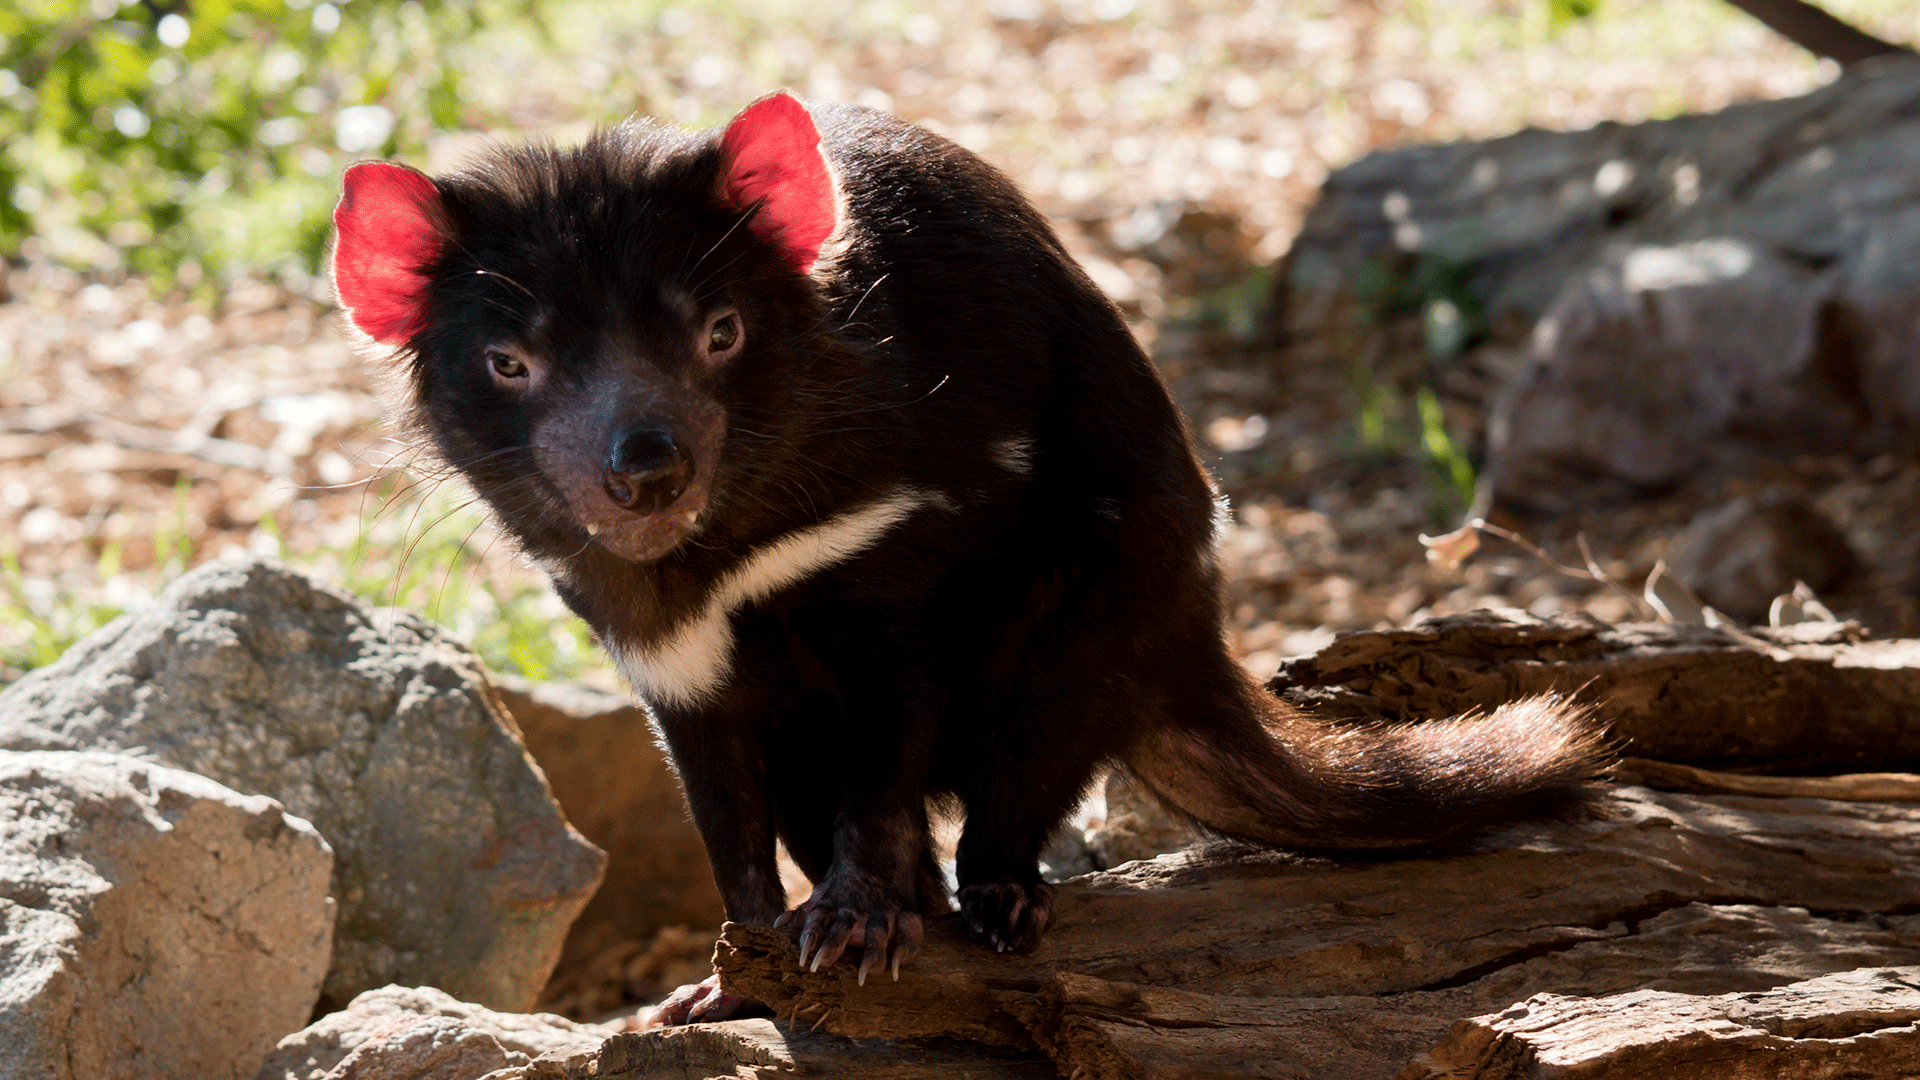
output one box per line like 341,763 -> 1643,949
958,879 -> 1055,953
648,974 -> 766,1027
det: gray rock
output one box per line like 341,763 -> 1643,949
1483,242 -> 1868,513
0,749 -> 334,1080
0,558 -> 606,1012
1666,490 -> 1858,623
1273,55 -> 1920,512
253,984 -> 606,1080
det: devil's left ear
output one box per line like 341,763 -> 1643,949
719,92 -> 837,274
331,161 -> 446,345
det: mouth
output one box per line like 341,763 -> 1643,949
532,400 -> 727,566
575,503 -> 705,563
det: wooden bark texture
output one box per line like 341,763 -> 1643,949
1264,610 -> 1920,772
696,785 -> 1920,1079
1409,965 -> 1920,1079
513,1020 -> 1059,1079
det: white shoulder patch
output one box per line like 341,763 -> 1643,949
1210,485 -> 1232,549
1206,484 -> 1232,572
619,487 -> 939,710
991,434 -> 1036,474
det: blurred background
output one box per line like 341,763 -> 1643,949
2,0 -> 1915,687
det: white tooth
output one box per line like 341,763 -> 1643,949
586,522 -> 601,536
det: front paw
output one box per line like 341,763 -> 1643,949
777,882 -> 925,986
958,879 -> 1055,953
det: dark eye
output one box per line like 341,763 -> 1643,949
488,349 -> 528,379
707,312 -> 740,355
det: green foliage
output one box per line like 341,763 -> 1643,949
1414,385 -> 1476,513
0,544 -> 122,672
1342,365 -> 1478,520
1345,253 -> 1483,518
0,0 -> 483,291
1352,252 -> 1487,360
334,486 -> 602,684
0,477 -> 186,676
1194,264 -> 1275,342
1546,0 -> 1601,32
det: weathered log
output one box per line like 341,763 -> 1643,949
1265,609 -> 1920,772
1408,966 -> 1920,1079
512,1019 -> 1059,1078
703,785 -> 1920,1079
1615,757 -> 1920,801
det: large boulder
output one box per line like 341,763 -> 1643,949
1272,54 -> 1920,514
1482,240 -> 1870,514
0,558 -> 605,1012
1664,489 -> 1858,622
0,749 -> 334,1080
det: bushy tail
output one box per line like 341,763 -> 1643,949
1123,671 -> 1609,850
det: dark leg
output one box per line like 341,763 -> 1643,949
767,692 -> 845,887
774,655 -> 949,985
952,733 -> 1102,953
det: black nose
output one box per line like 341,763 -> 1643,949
603,427 -> 692,513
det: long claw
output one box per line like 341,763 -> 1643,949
798,929 -> 815,968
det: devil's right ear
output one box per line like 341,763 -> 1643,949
330,162 -> 446,345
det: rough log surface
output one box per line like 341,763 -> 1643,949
1410,966 -> 1920,1079
507,1021 -> 1059,1078
701,785 -> 1920,1079
1265,609 -> 1920,772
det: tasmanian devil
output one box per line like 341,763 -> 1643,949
329,92 -> 1605,1023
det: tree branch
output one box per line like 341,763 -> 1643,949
1723,0 -> 1911,67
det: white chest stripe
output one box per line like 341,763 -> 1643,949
619,487 -> 936,710
991,434 -> 1036,474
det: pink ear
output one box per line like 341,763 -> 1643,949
720,93 -> 837,273
331,162 -> 445,345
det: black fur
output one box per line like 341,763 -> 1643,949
345,101 -> 1606,1018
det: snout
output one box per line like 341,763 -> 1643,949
533,400 -> 725,564
604,426 -> 693,514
